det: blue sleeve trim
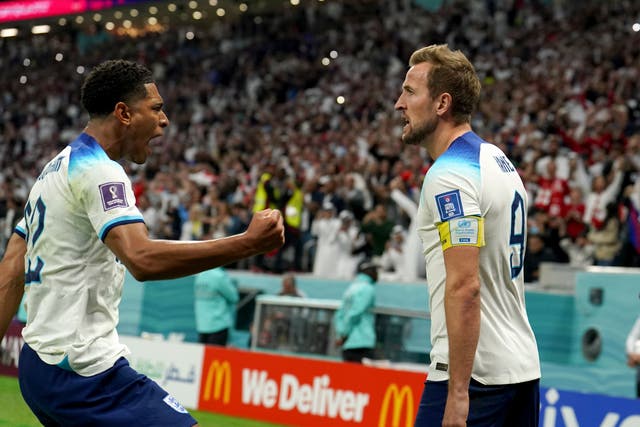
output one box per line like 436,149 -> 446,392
14,225 -> 27,239
99,217 -> 145,241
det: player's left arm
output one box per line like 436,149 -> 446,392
0,232 -> 27,340
434,210 -> 484,426
443,243 -> 480,425
426,155 -> 484,424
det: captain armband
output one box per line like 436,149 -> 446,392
437,216 -> 485,251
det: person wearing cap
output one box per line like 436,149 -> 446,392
333,261 -> 378,363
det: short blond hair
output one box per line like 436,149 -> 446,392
409,44 -> 480,124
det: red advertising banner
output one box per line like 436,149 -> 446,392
0,319 -> 24,377
198,346 -> 427,427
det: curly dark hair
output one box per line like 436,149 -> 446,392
80,59 -> 154,118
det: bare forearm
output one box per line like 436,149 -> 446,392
0,276 -> 24,339
106,209 -> 284,282
0,234 -> 27,339
121,233 -> 258,281
445,279 -> 480,396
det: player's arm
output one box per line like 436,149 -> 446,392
0,233 -> 27,340
443,244 -> 480,424
104,209 -> 284,281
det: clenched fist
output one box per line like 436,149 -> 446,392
245,209 -> 285,254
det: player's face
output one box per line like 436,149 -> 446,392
394,62 -> 439,146
125,83 -> 169,164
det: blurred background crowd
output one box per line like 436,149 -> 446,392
0,0 -> 639,283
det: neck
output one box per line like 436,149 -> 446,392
427,122 -> 472,161
83,120 -> 122,161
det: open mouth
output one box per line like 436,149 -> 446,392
148,134 -> 164,145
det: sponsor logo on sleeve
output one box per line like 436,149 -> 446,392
99,182 -> 128,211
450,217 -> 479,245
435,190 -> 463,221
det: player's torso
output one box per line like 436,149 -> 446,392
21,134 -> 140,373
417,133 -> 526,295
24,144 -> 119,289
417,134 -> 540,382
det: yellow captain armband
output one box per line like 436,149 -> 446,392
437,216 -> 485,251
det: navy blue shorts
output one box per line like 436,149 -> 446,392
19,343 -> 198,427
414,378 -> 539,426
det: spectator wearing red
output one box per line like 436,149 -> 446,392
534,159 -> 571,217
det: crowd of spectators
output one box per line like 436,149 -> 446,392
0,0 -> 639,283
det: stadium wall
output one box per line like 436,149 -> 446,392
118,269 -> 640,398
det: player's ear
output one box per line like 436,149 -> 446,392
435,92 -> 452,117
114,102 -> 131,124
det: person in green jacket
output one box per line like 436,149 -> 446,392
194,267 -> 239,346
334,260 -> 378,363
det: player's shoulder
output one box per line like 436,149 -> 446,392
69,134 -> 112,165
426,146 -> 480,193
68,133 -> 121,178
430,132 -> 484,176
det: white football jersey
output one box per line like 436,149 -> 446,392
21,133 -> 144,376
418,131 -> 540,384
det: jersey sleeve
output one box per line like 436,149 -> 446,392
71,159 -> 144,241
14,217 -> 27,239
424,164 -> 485,250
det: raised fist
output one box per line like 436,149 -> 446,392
245,209 -> 285,254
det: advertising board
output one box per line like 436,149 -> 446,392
0,319 -> 23,377
198,346 -> 426,427
122,335 -> 204,409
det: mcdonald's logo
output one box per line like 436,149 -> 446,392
378,384 -> 414,427
203,360 -> 231,404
